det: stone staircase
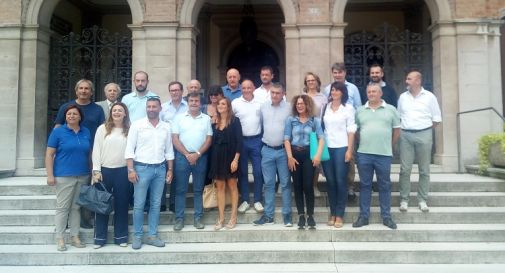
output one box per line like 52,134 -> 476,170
0,170 -> 505,266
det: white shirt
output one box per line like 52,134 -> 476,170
322,103 -> 357,148
124,117 -> 174,164
397,87 -> 442,130
323,80 -> 362,109
254,85 -> 287,104
232,96 -> 262,137
92,125 -> 128,171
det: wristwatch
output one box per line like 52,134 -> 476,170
196,151 -> 201,156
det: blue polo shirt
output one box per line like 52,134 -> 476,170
222,84 -> 242,101
54,100 -> 105,141
47,124 -> 91,177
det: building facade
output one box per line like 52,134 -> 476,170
0,0 -> 504,175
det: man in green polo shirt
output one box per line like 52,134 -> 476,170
353,84 -> 401,230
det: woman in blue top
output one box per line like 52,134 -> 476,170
284,94 -> 325,229
46,105 -> 91,251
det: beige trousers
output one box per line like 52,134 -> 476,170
54,175 -> 89,239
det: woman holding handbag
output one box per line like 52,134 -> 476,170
284,94 -> 325,229
207,98 -> 242,230
321,82 -> 356,228
46,105 -> 91,251
91,102 -> 131,248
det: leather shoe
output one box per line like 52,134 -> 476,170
383,218 -> 397,229
352,217 -> 369,228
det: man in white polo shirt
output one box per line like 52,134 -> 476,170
397,70 -> 442,213
232,79 -> 264,213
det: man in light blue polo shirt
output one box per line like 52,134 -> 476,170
122,71 -> 158,122
171,93 -> 213,231
353,83 -> 400,230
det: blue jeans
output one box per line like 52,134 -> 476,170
133,162 -> 166,238
321,147 -> 349,217
238,135 -> 263,204
261,146 -> 291,218
174,152 -> 207,221
356,153 -> 392,219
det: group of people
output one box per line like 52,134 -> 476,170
45,62 -> 441,252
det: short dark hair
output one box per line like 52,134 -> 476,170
329,81 -> 349,105
146,96 -> 161,105
64,104 -> 84,125
270,82 -> 284,93
260,66 -> 274,74
168,81 -> 183,92
187,92 -> 201,100
331,62 -> 346,72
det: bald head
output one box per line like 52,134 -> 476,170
406,71 -> 422,92
241,79 -> 255,101
226,68 -> 241,90
187,79 -> 201,94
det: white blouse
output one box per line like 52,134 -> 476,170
322,102 -> 357,148
92,125 -> 128,171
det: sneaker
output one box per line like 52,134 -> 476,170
119,243 -> 128,247
238,201 -> 250,213
352,217 -> 369,228
399,201 -> 408,212
283,214 -> 293,227
297,215 -> 306,229
174,218 -> 184,231
419,201 -> 429,212
383,217 -> 397,229
307,215 -> 316,229
132,237 -> 142,250
145,236 -> 165,247
93,244 -> 103,249
253,202 -> 264,213
253,215 -> 274,226
194,218 -> 205,229
56,238 -> 67,252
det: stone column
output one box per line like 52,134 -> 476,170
283,24 -> 300,99
453,20 -> 503,170
129,22 -> 179,102
329,23 -> 346,64
176,26 -> 198,91
0,24 -> 22,174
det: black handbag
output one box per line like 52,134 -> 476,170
76,182 -> 114,215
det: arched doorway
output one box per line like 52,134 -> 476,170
193,1 -> 285,90
47,0 -> 133,132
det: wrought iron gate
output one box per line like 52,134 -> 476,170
48,25 -> 132,129
344,23 -> 432,96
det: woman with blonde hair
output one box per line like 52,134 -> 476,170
91,102 -> 132,248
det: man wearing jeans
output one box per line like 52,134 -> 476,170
253,83 -> 292,226
232,79 -> 264,213
125,97 -> 174,250
353,84 -> 400,230
171,93 -> 212,231
398,71 -> 442,212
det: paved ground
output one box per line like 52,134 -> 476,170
1,264 -> 504,273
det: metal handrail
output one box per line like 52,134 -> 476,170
456,107 -> 505,172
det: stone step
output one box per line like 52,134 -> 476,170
2,191 -> 505,210
1,173 -> 503,196
1,224 -> 504,245
1,242 -> 505,265
1,207 -> 504,226
1,264 -> 504,273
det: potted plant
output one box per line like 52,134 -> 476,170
478,132 -> 505,173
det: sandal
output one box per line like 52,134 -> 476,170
225,218 -> 237,230
327,216 -> 336,226
214,219 -> 224,231
334,217 -> 344,228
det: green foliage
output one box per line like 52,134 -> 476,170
478,133 -> 505,173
